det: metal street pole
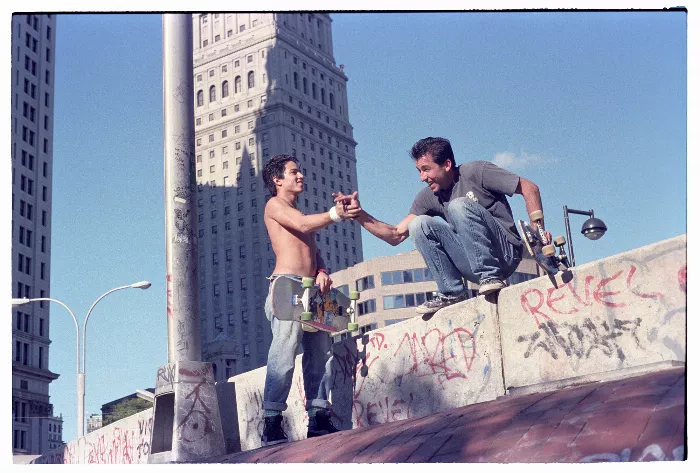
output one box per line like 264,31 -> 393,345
12,298 -> 80,438
149,14 -> 226,463
80,282 -> 151,437
163,13 -> 201,362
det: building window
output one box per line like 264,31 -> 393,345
356,275 -> 375,291
197,90 -> 204,106
248,71 -> 255,89
222,80 -> 229,98
234,76 -> 241,94
381,268 -> 433,286
209,85 -> 216,102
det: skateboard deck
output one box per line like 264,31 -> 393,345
517,219 -> 570,276
269,276 -> 358,333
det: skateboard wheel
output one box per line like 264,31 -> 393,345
553,236 -> 566,246
542,244 -> 556,257
349,290 -> 360,300
529,210 -> 544,222
347,323 -> 358,331
301,312 -> 313,321
302,277 -> 315,288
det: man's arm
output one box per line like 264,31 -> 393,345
266,198 -> 348,234
315,249 -> 332,294
514,177 -> 551,242
334,190 -> 414,246
355,212 -> 415,247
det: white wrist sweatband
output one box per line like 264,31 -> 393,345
329,206 -> 343,223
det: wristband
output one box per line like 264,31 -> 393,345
316,268 -> 328,276
329,206 -> 343,223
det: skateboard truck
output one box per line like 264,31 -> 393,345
519,210 -> 570,276
347,290 -> 359,332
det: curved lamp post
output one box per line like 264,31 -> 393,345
563,206 -> 608,266
11,280 -> 151,438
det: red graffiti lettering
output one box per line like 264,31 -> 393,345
594,270 -> 625,307
167,274 -> 173,319
394,328 -> 476,384
678,266 -> 687,293
519,264 -> 677,327
520,288 -> 554,328
627,265 -> 664,299
547,284 -> 579,315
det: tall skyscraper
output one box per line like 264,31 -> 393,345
191,13 -> 363,381
11,13 -> 59,455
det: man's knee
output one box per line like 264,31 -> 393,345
447,196 -> 486,220
408,214 -> 435,239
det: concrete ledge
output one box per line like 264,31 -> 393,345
506,360 -> 685,396
497,235 -> 686,390
229,293 -> 505,450
32,408 -> 154,464
30,234 -> 687,461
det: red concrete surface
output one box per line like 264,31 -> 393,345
220,367 -> 686,463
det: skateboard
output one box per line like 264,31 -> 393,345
517,210 -> 570,276
269,275 -> 359,333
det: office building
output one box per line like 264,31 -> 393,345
47,415 -> 64,450
329,250 -> 541,343
86,414 -> 103,434
11,13 -> 58,455
191,13 -> 363,381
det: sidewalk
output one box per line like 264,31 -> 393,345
219,366 -> 685,463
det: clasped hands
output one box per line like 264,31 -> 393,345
332,191 -> 362,220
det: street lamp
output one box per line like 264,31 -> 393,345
563,206 -> 608,266
11,280 -> 151,438
80,281 -> 151,437
11,297 -> 80,439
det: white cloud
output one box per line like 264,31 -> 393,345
491,150 -> 548,170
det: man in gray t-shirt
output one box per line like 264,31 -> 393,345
335,137 -> 552,314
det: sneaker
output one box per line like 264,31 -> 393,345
261,414 -> 289,446
415,290 -> 470,315
478,278 -> 507,295
307,409 -> 341,438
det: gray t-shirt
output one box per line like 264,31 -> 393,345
409,161 -> 523,246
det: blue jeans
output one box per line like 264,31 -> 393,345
262,275 -> 333,412
408,197 -> 522,295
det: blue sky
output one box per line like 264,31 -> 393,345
3,7 -> 690,445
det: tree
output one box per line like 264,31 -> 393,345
102,397 -> 152,426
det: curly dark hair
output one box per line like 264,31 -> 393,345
410,137 -> 456,167
263,154 -> 299,196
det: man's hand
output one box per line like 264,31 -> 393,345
316,271 -> 332,295
333,191 -> 362,219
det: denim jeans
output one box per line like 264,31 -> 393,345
408,197 -> 522,295
262,274 -> 333,412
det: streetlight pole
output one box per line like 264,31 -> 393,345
79,281 -> 151,437
563,206 -> 608,266
11,281 -> 151,438
11,297 -> 80,439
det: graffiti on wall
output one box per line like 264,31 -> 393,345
517,316 -> 643,361
518,264 -> 675,329
331,313 -> 487,428
36,410 -> 153,464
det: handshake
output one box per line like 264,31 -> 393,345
331,191 -> 362,221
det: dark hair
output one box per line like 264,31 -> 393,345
410,137 -> 456,167
263,154 -> 299,196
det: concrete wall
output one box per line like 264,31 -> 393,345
29,235 -> 686,460
32,408 -> 154,464
229,294 -> 504,451
498,235 -> 686,390
226,235 -> 686,452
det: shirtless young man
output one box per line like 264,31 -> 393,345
260,154 -> 358,446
